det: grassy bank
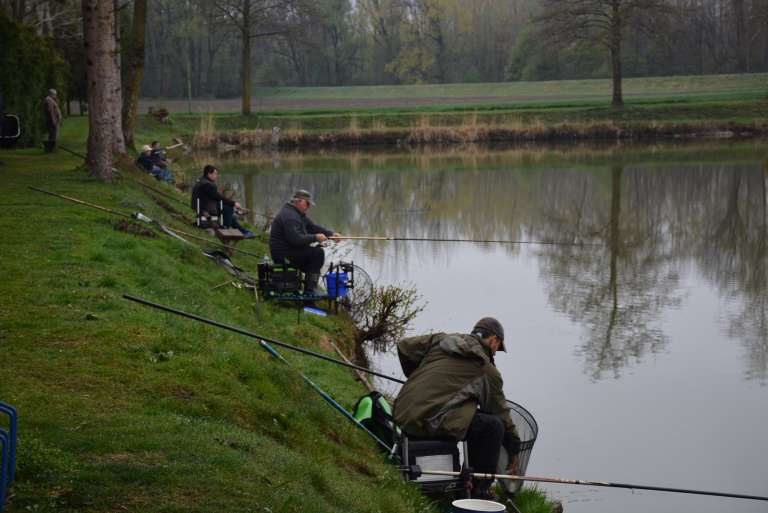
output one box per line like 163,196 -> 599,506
56,98 -> 768,154
0,136 -> 555,510
176,102 -> 768,150
0,150 -> 417,512
139,72 -> 768,113
50,74 -> 768,151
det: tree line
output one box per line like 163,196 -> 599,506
1,0 -> 766,176
3,0 -> 767,105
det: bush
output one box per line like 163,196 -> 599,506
0,11 -> 69,147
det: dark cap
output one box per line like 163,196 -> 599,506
472,317 -> 506,351
293,189 -> 315,206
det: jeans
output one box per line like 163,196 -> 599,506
150,166 -> 173,183
221,203 -> 245,231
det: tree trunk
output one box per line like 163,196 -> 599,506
110,0 -> 126,154
186,1 -> 193,115
733,0 -> 747,72
82,0 -> 117,181
241,0 -> 252,116
610,0 -> 624,108
122,0 -> 147,150
12,0 -> 26,21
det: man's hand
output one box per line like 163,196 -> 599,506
315,233 -> 328,242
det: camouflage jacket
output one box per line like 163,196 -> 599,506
393,332 -> 519,442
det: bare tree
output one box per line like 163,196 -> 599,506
733,0 -> 748,71
535,0 -> 677,107
214,0 -> 306,115
82,0 -> 122,180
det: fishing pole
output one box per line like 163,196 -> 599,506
122,294 -> 406,385
258,339 -> 394,454
29,187 -> 265,260
414,469 -> 768,503
58,145 -> 87,160
341,236 -> 599,247
31,186 -> 133,219
128,177 -> 189,208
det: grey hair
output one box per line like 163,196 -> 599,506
49,89 -> 57,96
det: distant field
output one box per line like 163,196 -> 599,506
137,73 -> 768,113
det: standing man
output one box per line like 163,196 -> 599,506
394,317 -> 521,500
190,164 -> 256,238
269,190 -> 342,295
43,89 -> 61,153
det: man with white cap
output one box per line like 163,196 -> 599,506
43,89 -> 61,153
136,144 -> 173,183
394,317 -> 521,500
269,189 -> 342,295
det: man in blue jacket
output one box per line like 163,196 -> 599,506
269,189 -> 342,294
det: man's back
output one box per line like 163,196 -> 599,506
191,176 -> 227,215
269,202 -> 325,252
394,333 -> 502,439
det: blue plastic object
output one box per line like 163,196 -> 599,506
0,429 -> 8,512
0,401 -> 17,513
325,271 -> 349,298
0,403 -> 16,484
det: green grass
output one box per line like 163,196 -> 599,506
253,72 -> 768,101
0,145 -> 438,511
128,73 -> 768,140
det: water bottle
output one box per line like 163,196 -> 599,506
133,212 -> 152,223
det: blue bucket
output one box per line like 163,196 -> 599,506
451,499 -> 506,513
325,271 -> 348,298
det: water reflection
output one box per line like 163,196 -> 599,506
202,143 -> 768,383
695,166 -> 768,383
532,165 -> 680,380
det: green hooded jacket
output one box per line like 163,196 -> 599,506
393,332 -> 519,443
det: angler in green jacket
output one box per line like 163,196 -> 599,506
393,317 -> 521,498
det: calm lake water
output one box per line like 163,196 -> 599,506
202,141 -> 768,513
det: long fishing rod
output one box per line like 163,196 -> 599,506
341,235 -> 599,247
31,186 -> 133,219
258,339 -> 394,454
415,469 -> 768,503
129,177 -> 189,208
58,145 -> 88,160
30,187 -> 264,260
122,294 -> 406,385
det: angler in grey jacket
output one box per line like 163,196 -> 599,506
394,317 -> 520,498
269,189 -> 342,293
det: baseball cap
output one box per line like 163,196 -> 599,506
472,317 -> 506,351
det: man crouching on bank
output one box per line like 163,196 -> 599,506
394,317 -> 521,500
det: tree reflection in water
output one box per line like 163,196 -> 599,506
695,166 -> 768,384
533,164 -> 680,380
218,144 -> 768,383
